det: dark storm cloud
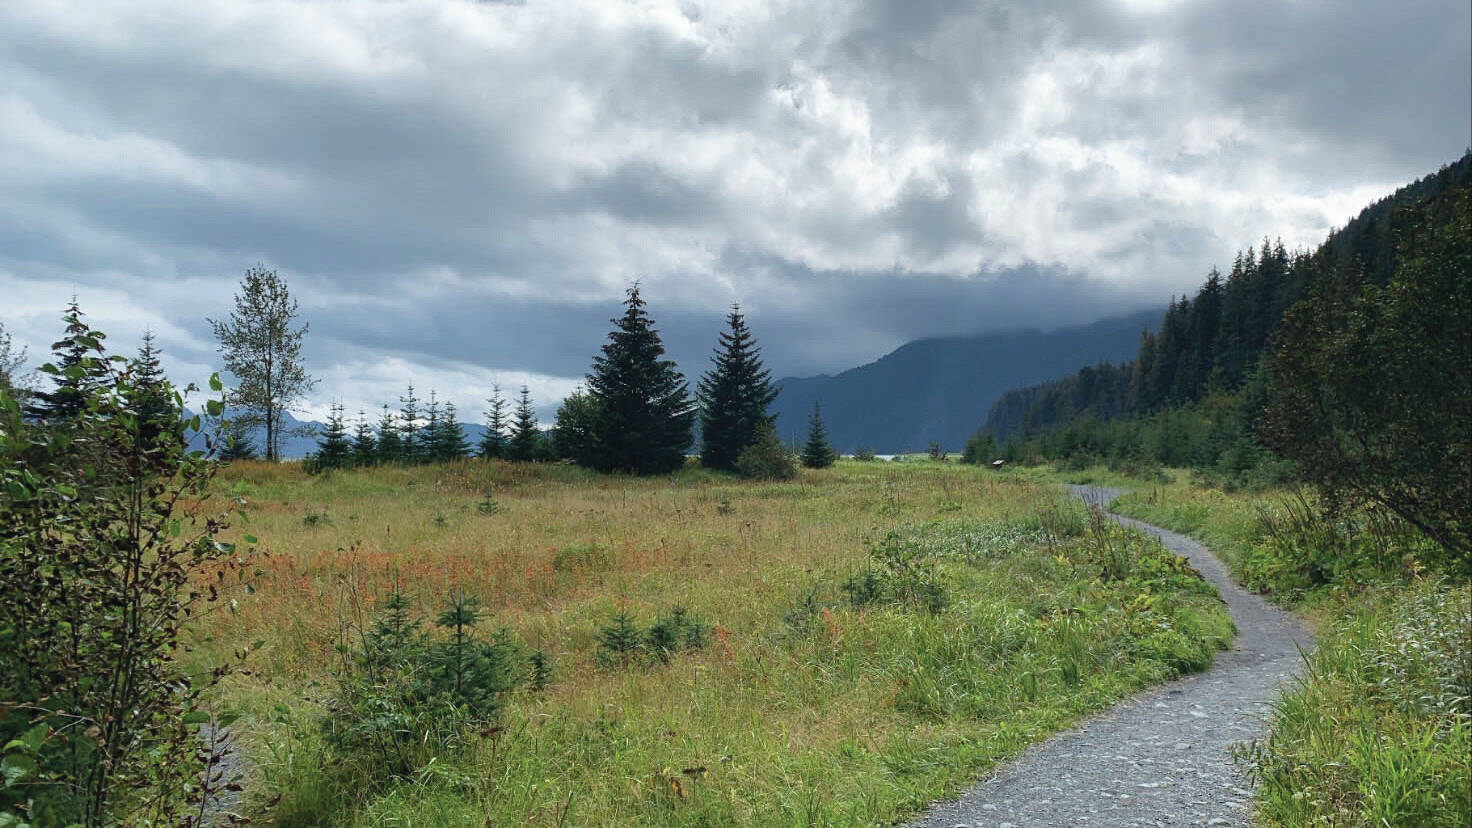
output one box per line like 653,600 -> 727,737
0,0 -> 1466,420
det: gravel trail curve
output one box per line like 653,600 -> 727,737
909,485 -> 1311,828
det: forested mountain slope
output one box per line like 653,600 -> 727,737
978,152 -> 1472,462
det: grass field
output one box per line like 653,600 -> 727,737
199,459 -> 1231,826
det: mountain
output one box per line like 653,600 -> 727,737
768,309 -> 1159,454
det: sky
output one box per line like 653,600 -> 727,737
1,0 -> 1467,423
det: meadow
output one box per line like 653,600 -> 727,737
199,459 -> 1232,826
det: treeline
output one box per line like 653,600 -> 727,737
970,153 -> 1472,485
300,286 -> 836,477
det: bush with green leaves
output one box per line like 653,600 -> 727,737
323,589 -> 526,779
734,420 -> 796,480
0,309 -> 251,827
841,532 -> 949,613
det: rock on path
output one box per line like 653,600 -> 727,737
909,486 -> 1311,828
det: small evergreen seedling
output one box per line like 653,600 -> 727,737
596,611 -> 644,666
527,649 -> 552,692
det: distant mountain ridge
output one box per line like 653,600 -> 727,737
768,309 -> 1159,453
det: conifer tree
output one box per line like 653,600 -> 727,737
399,384 -> 421,463
315,402 -> 351,470
552,386 -> 599,463
26,298 -> 110,422
431,401 -> 471,462
584,285 -> 694,474
375,404 -> 402,464
351,410 -> 377,467
130,330 -> 182,450
506,386 -> 540,462
479,384 -> 509,459
219,418 -> 258,461
800,400 -> 837,469
208,266 -> 316,461
697,305 -> 778,471
422,389 -> 442,462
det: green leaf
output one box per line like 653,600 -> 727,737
18,725 -> 46,753
205,399 -> 224,417
1,754 -> 36,787
209,373 -> 224,392
181,711 -> 212,725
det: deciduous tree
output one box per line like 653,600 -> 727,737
208,266 -> 316,461
1262,187 -> 1472,567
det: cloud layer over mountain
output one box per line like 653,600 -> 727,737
2,0 -> 1466,419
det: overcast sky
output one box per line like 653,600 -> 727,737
1,0 -> 1467,422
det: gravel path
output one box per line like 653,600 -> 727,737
909,485 -> 1311,828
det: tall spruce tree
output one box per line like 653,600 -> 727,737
130,330 -> 182,450
315,402 -> 351,470
375,403 -> 402,464
800,400 -> 837,469
430,400 -> 470,462
26,299 -> 110,422
479,384 -> 509,459
208,265 -> 316,461
584,286 -> 694,474
697,306 -> 778,471
398,384 -> 421,463
506,386 -> 540,462
351,410 -> 377,467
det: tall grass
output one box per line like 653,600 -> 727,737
1239,581 -> 1470,825
201,459 -> 1230,825
1105,470 -> 1471,827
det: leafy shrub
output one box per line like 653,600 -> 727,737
323,589 -> 525,779
735,422 -> 796,480
0,314 -> 252,827
852,446 -> 876,462
841,532 -> 948,613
